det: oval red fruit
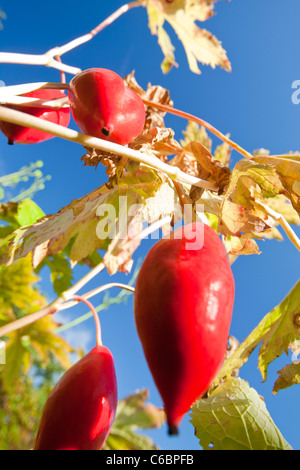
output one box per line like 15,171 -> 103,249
33,345 -> 118,450
68,68 -> 146,145
134,222 -> 235,435
0,88 -> 70,144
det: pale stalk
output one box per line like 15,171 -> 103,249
0,1 -> 145,73
58,283 -> 135,311
0,96 -> 69,108
0,106 -> 218,191
0,53 -> 80,74
0,82 -> 69,100
47,1 -> 145,58
142,99 -> 253,161
0,263 -> 105,338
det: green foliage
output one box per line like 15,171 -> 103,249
211,281 -> 300,391
191,378 -> 292,450
104,390 -> 165,450
0,357 -> 65,450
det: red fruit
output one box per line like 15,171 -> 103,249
68,68 -> 146,145
134,222 -> 235,435
33,345 -> 117,450
0,88 -> 70,144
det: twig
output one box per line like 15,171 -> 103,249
142,99 -> 253,161
46,1 -> 145,58
0,82 -> 69,100
0,52 -> 80,75
58,282 -> 135,311
0,106 -> 218,191
0,1 -> 145,74
0,263 -> 105,338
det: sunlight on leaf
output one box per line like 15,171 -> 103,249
191,377 -> 292,450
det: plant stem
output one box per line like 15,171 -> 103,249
0,82 -> 69,100
0,262 -> 105,338
58,282 -> 135,311
0,1 -> 145,74
142,99 -> 253,161
47,1 -> 145,58
0,106 -> 218,191
72,295 -> 102,346
0,52 -> 80,74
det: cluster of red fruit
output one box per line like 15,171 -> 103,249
0,68 -> 146,146
33,222 -> 235,450
0,70 -> 235,449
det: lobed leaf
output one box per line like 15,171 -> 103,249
211,281 -> 300,390
146,0 -> 231,74
190,377 -> 292,450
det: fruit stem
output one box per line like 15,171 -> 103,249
142,99 -> 253,161
72,295 -> 103,346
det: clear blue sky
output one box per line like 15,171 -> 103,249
0,0 -> 299,450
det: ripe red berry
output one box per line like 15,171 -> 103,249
33,345 -> 117,450
134,222 -> 235,435
0,88 -> 70,144
68,68 -> 146,145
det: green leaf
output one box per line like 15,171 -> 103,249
211,281 -> 300,389
15,199 -> 45,226
36,253 -> 73,296
191,378 -> 292,450
104,390 -> 165,450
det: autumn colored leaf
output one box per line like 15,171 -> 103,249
0,255 -> 45,323
210,281 -> 300,390
0,168 -> 180,275
170,140 -> 231,192
146,0 -> 231,74
3,315 -> 74,387
253,154 -> 300,215
273,363 -> 300,395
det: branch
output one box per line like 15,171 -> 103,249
0,262 -> 105,338
46,1 -> 145,58
0,52 -> 80,75
0,105 -> 218,191
0,1 -> 145,74
143,99 -> 253,161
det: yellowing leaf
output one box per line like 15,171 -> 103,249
180,121 -> 212,151
258,281 -> 300,381
0,255 -> 45,322
273,363 -> 300,395
253,154 -> 300,214
211,281 -> 300,390
146,0 -> 231,74
3,315 -> 74,386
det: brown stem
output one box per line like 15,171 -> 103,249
142,99 -> 253,161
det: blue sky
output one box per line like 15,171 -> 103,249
0,0 -> 300,450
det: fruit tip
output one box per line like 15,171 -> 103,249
168,424 -> 179,436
